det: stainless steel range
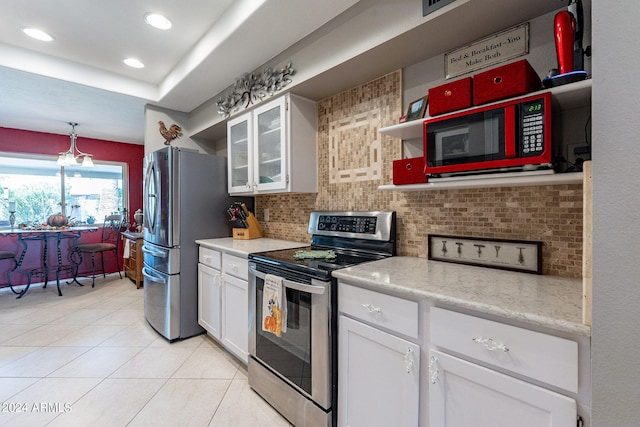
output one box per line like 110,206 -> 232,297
248,211 -> 396,427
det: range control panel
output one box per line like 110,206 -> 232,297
316,215 -> 377,234
308,211 -> 395,241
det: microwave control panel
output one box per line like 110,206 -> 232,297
519,98 -> 546,156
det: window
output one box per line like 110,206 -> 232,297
0,153 -> 127,227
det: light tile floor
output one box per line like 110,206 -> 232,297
0,275 -> 292,427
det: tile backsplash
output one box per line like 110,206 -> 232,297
256,71 -> 583,278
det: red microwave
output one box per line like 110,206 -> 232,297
423,92 -> 552,177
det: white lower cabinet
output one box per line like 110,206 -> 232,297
338,283 -> 420,427
429,307 -> 579,427
221,273 -> 248,362
197,247 -> 249,364
429,349 -> 576,426
198,263 -> 222,339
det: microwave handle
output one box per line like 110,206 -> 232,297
505,104 -> 517,158
249,265 -> 326,295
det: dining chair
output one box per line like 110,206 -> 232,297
0,250 -> 20,295
73,214 -> 124,287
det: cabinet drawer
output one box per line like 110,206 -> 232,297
222,253 -> 248,280
430,307 -> 578,393
339,283 -> 418,339
199,247 -> 221,270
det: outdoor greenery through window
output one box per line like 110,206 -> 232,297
0,153 -> 127,227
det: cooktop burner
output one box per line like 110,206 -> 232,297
249,211 -> 396,281
249,245 -> 387,280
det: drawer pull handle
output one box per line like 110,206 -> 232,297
404,348 -> 415,374
472,337 -> 509,352
361,303 -> 381,317
429,354 -> 440,384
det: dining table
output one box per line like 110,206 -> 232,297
0,226 -> 98,298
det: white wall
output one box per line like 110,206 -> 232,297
144,105 -> 204,155
592,1 -> 640,425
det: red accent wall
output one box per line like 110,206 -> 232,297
0,127 -> 145,288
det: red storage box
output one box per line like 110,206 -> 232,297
473,59 -> 542,106
428,77 -> 473,116
393,157 -> 428,185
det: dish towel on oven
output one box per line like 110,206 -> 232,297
123,239 -> 131,258
262,274 -> 287,337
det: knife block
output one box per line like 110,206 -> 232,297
233,213 -> 264,240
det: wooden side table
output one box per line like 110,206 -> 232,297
122,231 -> 143,288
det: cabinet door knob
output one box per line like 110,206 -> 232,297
472,337 -> 510,352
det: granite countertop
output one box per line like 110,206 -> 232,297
195,237 -> 308,258
333,256 -> 590,337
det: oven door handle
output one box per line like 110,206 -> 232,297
250,265 -> 326,295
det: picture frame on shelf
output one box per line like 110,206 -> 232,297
406,96 -> 428,121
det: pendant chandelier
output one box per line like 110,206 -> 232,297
57,122 -> 94,167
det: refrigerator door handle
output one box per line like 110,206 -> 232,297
142,244 -> 168,258
144,157 -> 159,236
142,266 -> 167,283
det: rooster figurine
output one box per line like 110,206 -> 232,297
159,121 -> 183,145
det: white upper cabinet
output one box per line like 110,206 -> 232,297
227,93 -> 317,195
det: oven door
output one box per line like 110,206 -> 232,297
248,262 -> 331,410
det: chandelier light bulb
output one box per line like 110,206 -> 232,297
81,155 -> 94,167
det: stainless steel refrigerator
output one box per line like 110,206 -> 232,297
142,146 -> 236,341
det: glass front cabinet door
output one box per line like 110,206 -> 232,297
227,112 -> 253,194
226,93 -> 317,195
253,96 -> 287,192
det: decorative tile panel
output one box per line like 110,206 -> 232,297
328,110 -> 382,183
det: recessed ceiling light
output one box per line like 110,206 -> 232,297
123,58 -> 145,69
23,27 -> 54,42
144,13 -> 172,30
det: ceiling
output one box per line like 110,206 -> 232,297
0,0 -> 360,144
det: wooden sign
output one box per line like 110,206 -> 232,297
445,23 -> 529,79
